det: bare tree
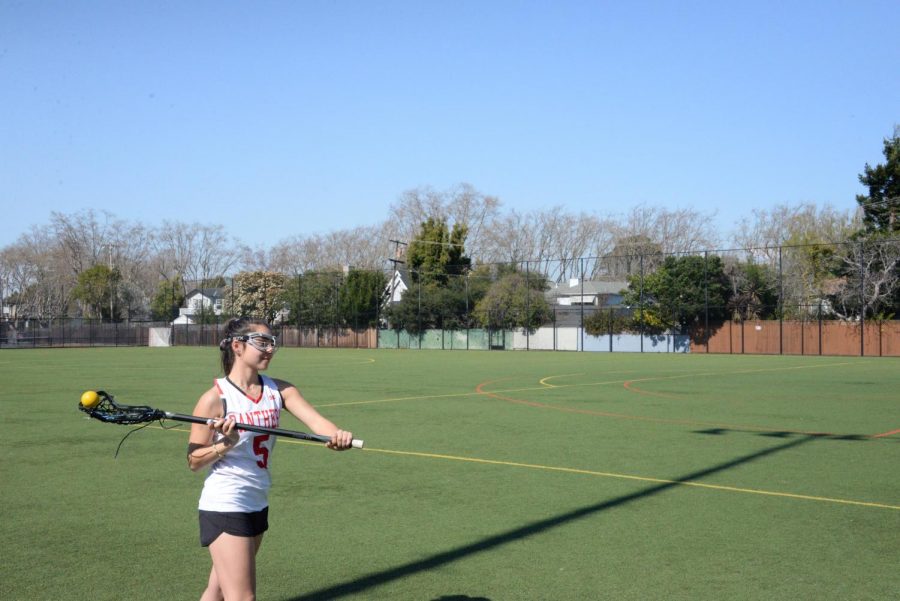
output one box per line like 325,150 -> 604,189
829,238 -> 900,319
443,183 -> 501,260
612,205 -> 720,256
480,209 -> 538,265
48,209 -> 123,276
535,209 -> 602,282
733,203 -> 859,314
320,227 -> 385,270
0,229 -> 72,319
101,222 -> 155,319
153,222 -> 242,292
602,234 -> 664,278
267,223 -> 394,276
597,205 -> 718,278
0,241 -> 40,320
386,183 -> 502,263
388,186 -> 449,244
239,245 -> 274,273
266,235 -> 320,276
732,203 -> 857,263
479,207 -> 615,282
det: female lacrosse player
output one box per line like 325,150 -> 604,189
187,317 -> 354,601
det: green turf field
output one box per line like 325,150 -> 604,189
1,347 -> 898,600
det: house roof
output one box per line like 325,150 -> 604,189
393,267 -> 411,284
382,269 -> 410,305
185,288 -> 226,300
547,280 -> 628,297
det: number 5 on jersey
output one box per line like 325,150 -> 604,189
252,434 -> 270,468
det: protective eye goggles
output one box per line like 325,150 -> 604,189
233,333 -> 278,352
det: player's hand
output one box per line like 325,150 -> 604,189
210,416 -> 240,447
327,429 -> 353,451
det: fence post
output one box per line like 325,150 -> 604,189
818,300 -> 823,355
639,254 -> 644,353
465,272 -> 470,350
553,307 -> 559,351
741,318 -> 745,354
609,307 -> 613,352
417,271 -> 421,349
800,310 -> 805,356
859,241 -> 865,357
580,257 -> 585,352
297,273 -> 303,348
778,246 -> 783,355
704,251 -> 709,353
526,261 -> 530,351
729,319 -> 733,354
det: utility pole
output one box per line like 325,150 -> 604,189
388,239 -> 407,271
386,239 -> 408,307
102,242 -> 120,322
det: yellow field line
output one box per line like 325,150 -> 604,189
155,424 -> 898,511
560,361 -> 858,391
538,373 -> 583,387
317,389 -> 484,407
362,446 -> 900,511
317,361 -> 857,408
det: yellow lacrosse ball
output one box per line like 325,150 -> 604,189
80,390 -> 101,409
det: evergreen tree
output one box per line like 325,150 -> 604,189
856,129 -> 900,234
150,276 -> 185,321
621,255 -> 731,332
387,218 -> 474,331
72,264 -> 122,319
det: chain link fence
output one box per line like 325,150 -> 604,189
0,318 -> 164,348
3,239 -> 898,355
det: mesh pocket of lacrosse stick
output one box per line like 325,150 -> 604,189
78,391 -> 365,454
78,391 -> 177,457
79,390 -> 167,425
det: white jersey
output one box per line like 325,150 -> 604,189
198,375 -> 283,512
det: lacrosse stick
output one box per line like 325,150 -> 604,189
78,390 -> 364,448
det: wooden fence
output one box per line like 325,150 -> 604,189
691,320 -> 900,356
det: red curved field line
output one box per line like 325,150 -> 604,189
871,428 -> 900,439
474,379 -> 835,436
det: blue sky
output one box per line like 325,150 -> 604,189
2,0 -> 898,248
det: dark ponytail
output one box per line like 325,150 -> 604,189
219,317 -> 271,374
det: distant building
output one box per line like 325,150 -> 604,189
173,288 -> 225,325
546,279 -> 628,308
382,268 -> 410,306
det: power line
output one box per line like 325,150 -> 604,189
857,196 -> 899,208
391,238 -> 466,248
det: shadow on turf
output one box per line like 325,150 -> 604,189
281,435 -> 815,601
694,428 -> 887,441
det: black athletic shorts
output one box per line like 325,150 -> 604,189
199,507 -> 269,547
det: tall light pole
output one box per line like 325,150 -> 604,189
99,242 -> 123,321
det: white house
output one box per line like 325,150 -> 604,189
381,271 -> 628,309
173,288 -> 226,325
382,268 -> 410,306
546,279 -> 628,307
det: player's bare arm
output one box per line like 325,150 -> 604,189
276,378 -> 354,450
187,387 -> 238,471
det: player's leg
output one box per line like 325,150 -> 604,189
200,566 -> 223,601
202,533 -> 264,601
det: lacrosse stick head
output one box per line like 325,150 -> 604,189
78,391 -> 166,425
